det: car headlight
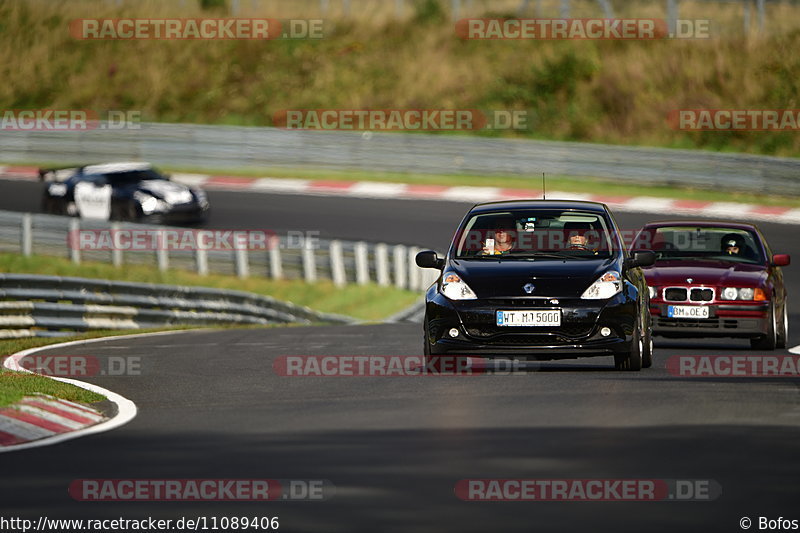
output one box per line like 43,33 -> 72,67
721,287 -> 766,301
440,272 -> 477,300
48,183 -> 68,197
193,189 -> 208,206
581,271 -> 622,300
648,286 -> 657,299
134,191 -> 168,214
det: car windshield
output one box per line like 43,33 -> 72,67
454,209 -> 616,260
101,169 -> 166,185
637,226 -> 765,265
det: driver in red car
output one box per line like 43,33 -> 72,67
722,233 -> 744,256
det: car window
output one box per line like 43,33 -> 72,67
641,226 -> 765,265
454,209 -> 616,259
105,169 -> 165,185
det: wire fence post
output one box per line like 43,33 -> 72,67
302,236 -> 317,282
393,244 -> 407,289
156,246 -> 169,273
757,0 -> 765,33
195,246 -> 208,276
451,0 -> 460,21
21,213 -> 32,257
354,241 -> 369,285
329,240 -> 346,287
235,248 -> 250,279
69,218 -> 81,264
375,243 -> 390,286
407,247 -> 420,291
111,222 -> 123,267
269,235 -> 283,280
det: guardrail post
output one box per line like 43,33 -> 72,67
395,0 -> 403,17
156,245 -> 169,272
407,246 -> 420,291
269,235 -> 283,280
111,222 -> 123,267
21,214 -> 32,256
235,248 -> 250,279
302,236 -> 317,283
354,241 -> 369,285
375,243 -> 390,286
329,240 -> 346,287
393,244 -> 407,289
69,218 -> 81,264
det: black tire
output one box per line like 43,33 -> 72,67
615,327 -> 643,371
423,319 -> 432,357
776,300 -> 788,350
751,302 -> 777,351
641,324 -> 654,369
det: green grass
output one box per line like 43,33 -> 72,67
2,1 -> 800,157
0,253 -> 421,321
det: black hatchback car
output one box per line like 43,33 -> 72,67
416,200 -> 656,371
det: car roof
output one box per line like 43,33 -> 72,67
468,199 -> 609,215
642,220 -> 759,232
83,162 -> 152,175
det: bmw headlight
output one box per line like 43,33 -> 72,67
648,286 -> 657,299
721,287 -> 766,301
581,271 -> 622,300
441,272 -> 477,301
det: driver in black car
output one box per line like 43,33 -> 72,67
481,219 -> 516,255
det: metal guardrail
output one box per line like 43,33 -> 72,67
0,210 -> 440,291
2,122 -> 799,194
0,273 -> 356,339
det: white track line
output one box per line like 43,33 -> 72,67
0,329 -> 197,453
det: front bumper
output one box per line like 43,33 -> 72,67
424,289 -> 638,360
144,203 -> 209,225
650,302 -> 769,338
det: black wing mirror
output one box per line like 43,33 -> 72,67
416,250 -> 444,270
626,250 -> 656,269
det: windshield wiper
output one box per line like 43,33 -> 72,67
511,251 -> 595,260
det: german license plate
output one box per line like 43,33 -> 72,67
496,310 -> 561,327
667,305 -> 710,319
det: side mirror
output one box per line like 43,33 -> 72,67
626,250 -> 656,269
772,254 -> 791,267
416,250 -> 444,270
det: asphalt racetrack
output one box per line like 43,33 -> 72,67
1,179 -> 799,532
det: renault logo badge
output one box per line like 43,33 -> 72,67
523,283 -> 536,294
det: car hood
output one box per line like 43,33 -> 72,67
642,259 -> 767,287
450,257 -> 617,298
137,179 -> 194,205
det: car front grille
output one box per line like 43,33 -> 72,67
465,323 -> 594,339
664,287 -> 715,302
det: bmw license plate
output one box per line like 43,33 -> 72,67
667,305 -> 710,319
496,310 -> 561,327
